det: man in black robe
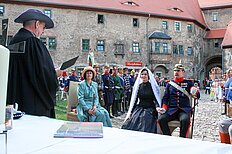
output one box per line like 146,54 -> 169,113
7,9 -> 62,118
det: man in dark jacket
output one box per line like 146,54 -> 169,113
7,9 -> 62,118
157,63 -> 200,138
102,64 -> 115,118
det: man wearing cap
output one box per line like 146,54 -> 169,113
65,68 -> 79,93
123,67 -> 131,112
93,63 -> 104,107
157,63 -> 200,138
112,66 -> 123,117
6,9 -> 62,118
117,66 -> 125,113
224,68 -> 232,114
102,64 -> 115,118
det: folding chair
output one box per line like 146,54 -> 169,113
66,81 -> 79,121
167,98 -> 198,138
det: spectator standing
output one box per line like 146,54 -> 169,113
224,68 -> 232,114
93,64 -> 104,107
65,68 -> 78,94
117,66 -> 125,113
102,64 -> 115,118
112,66 -> 123,117
123,67 -> 131,112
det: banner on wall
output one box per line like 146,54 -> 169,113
125,62 -> 143,67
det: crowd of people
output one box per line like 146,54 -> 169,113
58,64 -> 137,119
57,63 -> 201,138
6,8 -> 232,144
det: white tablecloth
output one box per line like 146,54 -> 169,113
1,115 -> 232,154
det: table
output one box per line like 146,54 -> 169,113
2,115 -> 232,154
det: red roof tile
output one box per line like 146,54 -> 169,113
7,0 -> 207,28
222,21 -> 232,48
198,0 -> 232,9
204,29 -> 226,39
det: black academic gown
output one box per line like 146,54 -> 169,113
7,28 -> 58,118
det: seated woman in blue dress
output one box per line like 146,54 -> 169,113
76,66 -> 112,127
121,67 -> 161,133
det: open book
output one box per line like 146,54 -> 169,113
54,122 -> 103,138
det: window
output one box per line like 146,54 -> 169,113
179,45 -> 184,55
7,36 -> 12,46
187,47 -> 193,56
82,39 -> 90,52
114,44 -> 124,54
175,21 -> 181,31
96,40 -> 105,51
163,43 -> 168,53
0,35 -> 2,45
0,35 -> 13,46
132,42 -> 140,53
162,21 -> 168,30
1,35 -> 12,46
187,24 -> 192,33
214,42 -> 219,48
40,37 -> 47,46
169,7 -> 183,12
154,42 -> 160,53
0,5 -> 4,15
44,9 -> 52,18
173,45 -> 178,54
48,37 -> 56,50
212,12 -> 218,21
98,14 -> 104,24
133,18 -> 139,27
122,1 -> 138,6
156,72 -> 162,78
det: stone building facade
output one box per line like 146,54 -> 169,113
0,1 -> 231,81
203,7 -> 232,29
201,6 -> 232,80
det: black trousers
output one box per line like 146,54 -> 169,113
112,100 -> 119,116
158,110 -> 190,138
205,88 -> 210,94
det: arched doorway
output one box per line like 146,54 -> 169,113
154,65 -> 169,78
204,56 -> 222,80
209,67 -> 222,80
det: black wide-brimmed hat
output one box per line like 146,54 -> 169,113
14,9 -> 54,29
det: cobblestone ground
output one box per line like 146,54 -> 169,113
111,90 -> 230,143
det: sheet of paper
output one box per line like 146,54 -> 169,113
60,56 -> 79,70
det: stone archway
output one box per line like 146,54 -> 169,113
154,65 -> 169,78
204,56 -> 222,79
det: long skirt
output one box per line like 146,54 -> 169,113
121,106 -> 157,133
76,105 -> 112,127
